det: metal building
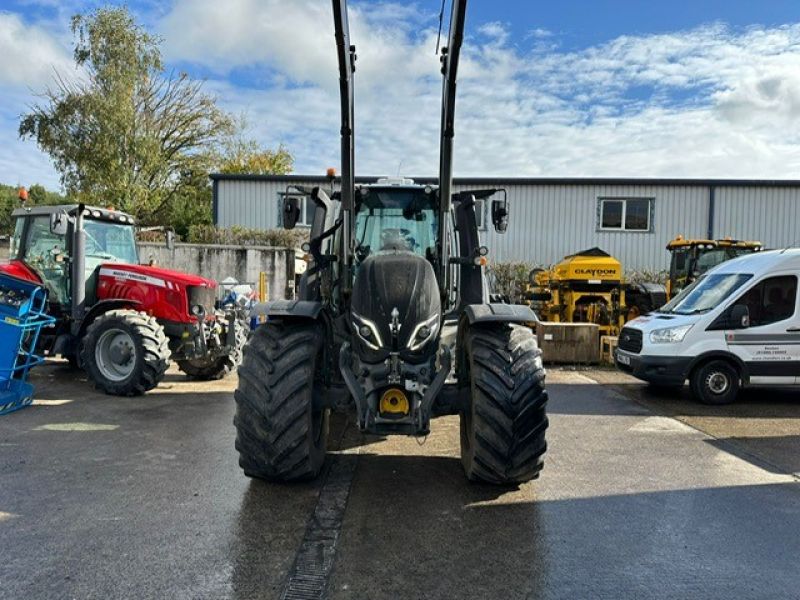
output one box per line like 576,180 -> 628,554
211,174 -> 800,271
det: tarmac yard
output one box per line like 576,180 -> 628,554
1,363 -> 800,599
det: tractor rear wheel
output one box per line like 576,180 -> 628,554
234,320 -> 329,482
460,323 -> 548,484
177,317 -> 248,380
81,309 -> 170,396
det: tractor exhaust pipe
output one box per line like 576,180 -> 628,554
71,204 -> 86,334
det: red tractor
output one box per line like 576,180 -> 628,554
0,202 -> 247,395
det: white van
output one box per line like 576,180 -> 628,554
616,248 -> 800,404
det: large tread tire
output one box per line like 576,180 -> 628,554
460,323 -> 548,484
234,320 -> 329,482
177,318 -> 248,381
81,309 -> 170,396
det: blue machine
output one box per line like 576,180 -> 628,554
0,273 -> 55,416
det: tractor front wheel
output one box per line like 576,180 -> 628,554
177,317 -> 248,381
460,323 -> 549,485
234,320 -> 329,482
81,309 -> 170,396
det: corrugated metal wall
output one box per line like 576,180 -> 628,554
452,182 -> 708,270
714,186 -> 800,250
216,179 -> 289,230
215,177 -> 800,271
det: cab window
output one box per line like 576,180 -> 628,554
735,275 -> 797,327
10,217 -> 25,259
21,215 -> 70,304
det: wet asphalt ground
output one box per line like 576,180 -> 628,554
1,362 -> 799,599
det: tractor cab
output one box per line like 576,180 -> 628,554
353,180 -> 439,266
9,205 -> 137,307
667,236 -> 763,298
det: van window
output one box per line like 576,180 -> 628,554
660,273 -> 752,315
734,275 -> 797,327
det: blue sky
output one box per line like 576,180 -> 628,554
2,0 -> 800,189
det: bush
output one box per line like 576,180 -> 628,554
184,225 -> 309,248
487,261 -> 540,304
626,269 -> 669,285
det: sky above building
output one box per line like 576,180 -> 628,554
2,0 -> 800,190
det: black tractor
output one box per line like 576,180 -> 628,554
234,0 -> 549,485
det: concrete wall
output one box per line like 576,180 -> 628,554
138,242 -> 295,300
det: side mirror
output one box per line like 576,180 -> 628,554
283,196 -> 301,230
730,304 -> 750,329
491,198 -> 509,233
165,230 -> 176,251
49,211 -> 68,236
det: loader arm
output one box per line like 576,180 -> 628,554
332,0 -> 356,302
437,0 -> 468,298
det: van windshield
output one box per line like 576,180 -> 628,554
660,273 -> 753,315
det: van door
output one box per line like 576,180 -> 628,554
724,275 -> 800,385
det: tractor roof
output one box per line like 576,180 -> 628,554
11,204 -> 136,224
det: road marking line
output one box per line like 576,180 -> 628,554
33,423 -> 119,432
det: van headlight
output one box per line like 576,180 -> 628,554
649,324 -> 693,344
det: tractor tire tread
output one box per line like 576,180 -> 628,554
462,323 -> 548,485
81,309 -> 170,396
233,320 -> 328,482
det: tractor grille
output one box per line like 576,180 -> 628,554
618,327 -> 643,354
188,285 -> 216,317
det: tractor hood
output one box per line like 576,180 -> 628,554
351,251 -> 441,362
101,263 -> 217,289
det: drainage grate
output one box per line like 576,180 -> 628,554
281,429 -> 360,600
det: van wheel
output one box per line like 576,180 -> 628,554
690,360 -> 740,405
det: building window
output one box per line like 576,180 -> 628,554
279,193 -> 314,227
598,197 -> 653,232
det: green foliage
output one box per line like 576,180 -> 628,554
626,269 -> 669,285
0,183 -> 66,234
218,140 -> 294,175
487,261 -> 539,303
185,225 -> 308,248
19,6 -> 233,225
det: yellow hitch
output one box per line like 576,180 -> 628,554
379,388 -> 410,417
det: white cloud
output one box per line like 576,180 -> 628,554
0,13 -> 71,188
172,7 -> 800,179
7,2 -> 800,189
0,12 -> 73,88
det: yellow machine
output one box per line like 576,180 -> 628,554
666,235 -> 763,298
529,248 -> 666,336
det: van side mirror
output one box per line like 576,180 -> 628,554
283,196 -> 301,230
165,229 -> 176,251
50,211 -> 68,236
730,304 -> 750,329
491,197 -> 509,233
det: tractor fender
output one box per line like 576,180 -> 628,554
455,304 -> 539,382
78,299 -> 142,337
249,299 -> 323,321
463,303 -> 538,325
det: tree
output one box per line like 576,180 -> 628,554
218,141 -> 294,175
0,183 -> 65,234
19,7 -> 233,224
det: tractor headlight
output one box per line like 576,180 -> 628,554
352,313 -> 383,350
407,314 -> 440,352
649,324 -> 692,344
